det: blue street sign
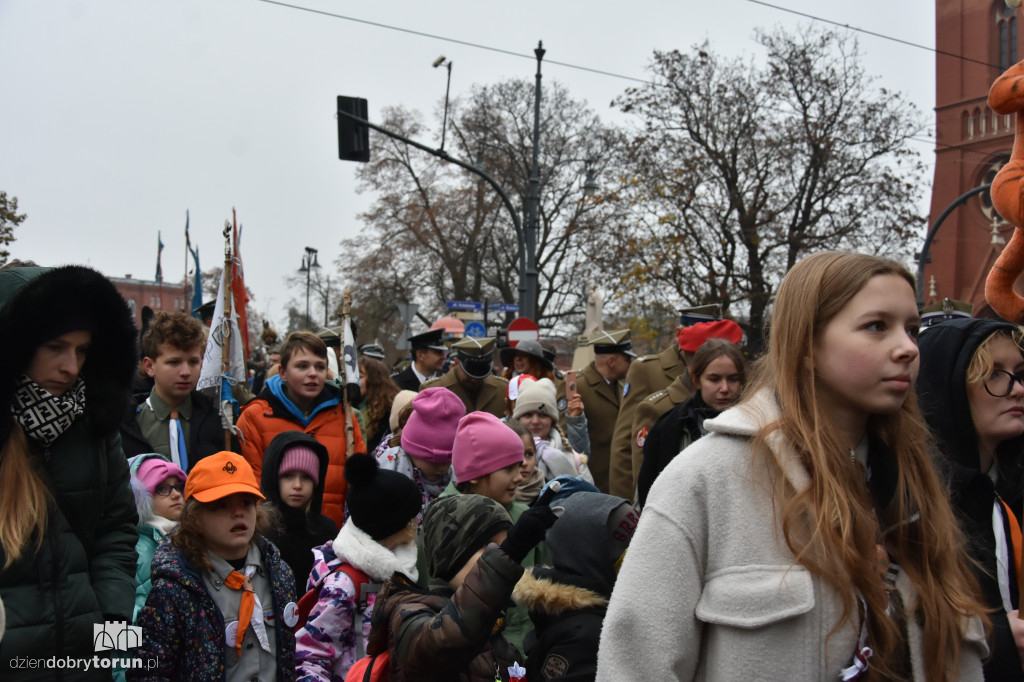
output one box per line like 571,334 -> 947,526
464,321 -> 486,338
487,302 -> 519,312
446,300 -> 483,311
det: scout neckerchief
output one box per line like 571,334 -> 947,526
222,565 -> 270,657
12,375 -> 85,447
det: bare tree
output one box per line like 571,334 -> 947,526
591,26 -> 927,347
0,191 -> 27,267
337,79 -> 622,336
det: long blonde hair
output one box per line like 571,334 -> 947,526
749,252 -> 986,682
0,426 -> 50,567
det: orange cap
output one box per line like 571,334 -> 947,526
184,451 -> 266,503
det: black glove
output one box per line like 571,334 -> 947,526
500,504 -> 560,564
346,383 -> 362,406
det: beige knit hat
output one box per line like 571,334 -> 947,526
512,377 -> 558,420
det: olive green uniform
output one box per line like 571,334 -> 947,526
608,345 -> 688,499
421,370 -> 509,419
576,361 -> 623,493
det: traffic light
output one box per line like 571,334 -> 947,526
337,96 -> 370,163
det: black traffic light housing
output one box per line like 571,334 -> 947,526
337,96 -> 370,163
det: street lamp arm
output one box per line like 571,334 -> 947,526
337,107 -> 531,319
915,183 -> 991,309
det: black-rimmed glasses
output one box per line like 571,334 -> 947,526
155,483 -> 185,497
983,369 -> 1024,398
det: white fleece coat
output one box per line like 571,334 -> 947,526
596,390 -> 987,682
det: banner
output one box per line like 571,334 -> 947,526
196,268 -> 246,393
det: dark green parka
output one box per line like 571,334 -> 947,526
0,266 -> 140,681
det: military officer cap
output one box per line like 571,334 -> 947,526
359,342 -> 387,360
452,336 -> 496,379
316,326 -> 344,348
588,329 -> 637,358
920,298 -> 972,330
193,299 -> 216,325
409,328 -> 447,352
679,304 -> 723,327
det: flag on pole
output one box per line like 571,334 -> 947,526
231,209 -> 251,360
189,244 -> 202,317
156,231 -> 164,283
196,267 -> 246,393
342,315 -> 360,389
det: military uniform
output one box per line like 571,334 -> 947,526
420,370 -> 507,418
421,337 -> 509,418
607,345 -> 689,499
575,361 -> 620,494
629,374 -> 692,497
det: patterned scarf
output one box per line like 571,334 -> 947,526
11,375 -> 86,446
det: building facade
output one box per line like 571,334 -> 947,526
926,0 -> 1021,313
110,276 -> 190,328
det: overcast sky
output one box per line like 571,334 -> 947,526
0,0 -> 937,329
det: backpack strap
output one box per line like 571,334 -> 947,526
336,563 -> 382,659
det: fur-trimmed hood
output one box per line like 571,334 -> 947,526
513,568 -> 608,617
0,265 -> 137,443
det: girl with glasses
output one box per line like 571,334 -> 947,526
128,454 -> 187,623
918,318 -> 1024,678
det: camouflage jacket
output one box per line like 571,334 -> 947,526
366,547 -> 524,681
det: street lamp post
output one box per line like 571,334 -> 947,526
432,56 -> 453,152
915,184 -> 991,309
299,246 -> 320,328
522,41 -> 545,322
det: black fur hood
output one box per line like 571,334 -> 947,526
0,265 -> 138,443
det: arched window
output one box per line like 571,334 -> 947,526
998,4 -> 1019,72
963,110 -> 971,139
979,107 -> 987,135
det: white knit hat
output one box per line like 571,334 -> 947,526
512,377 -> 558,420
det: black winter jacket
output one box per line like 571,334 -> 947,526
917,317 -> 1024,680
0,266 -> 140,680
260,431 -> 338,583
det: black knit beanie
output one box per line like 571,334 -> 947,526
344,454 -> 422,540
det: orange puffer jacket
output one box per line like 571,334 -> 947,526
237,375 -> 365,527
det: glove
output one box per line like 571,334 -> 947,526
500,504 -> 561,564
536,475 -> 599,506
346,383 -> 362,406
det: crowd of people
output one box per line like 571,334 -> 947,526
0,251 -> 1022,681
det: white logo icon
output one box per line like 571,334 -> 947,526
93,621 -> 142,652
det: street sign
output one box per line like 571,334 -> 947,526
446,300 -> 483,311
507,317 -> 540,347
395,302 -> 419,350
488,302 -> 519,312
464,321 -> 486,338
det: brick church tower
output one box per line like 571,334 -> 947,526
926,0 -> 1021,314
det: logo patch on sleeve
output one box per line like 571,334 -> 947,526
636,425 -> 649,448
540,653 -> 570,679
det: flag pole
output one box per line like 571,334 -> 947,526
339,289 -> 357,455
220,221 -> 234,450
183,211 -> 190,312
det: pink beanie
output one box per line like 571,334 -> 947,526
137,456 -> 187,496
279,445 -> 320,485
452,412 -> 525,483
401,387 -> 466,463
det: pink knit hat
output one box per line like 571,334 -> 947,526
401,387 -> 466,463
452,412 -> 525,483
278,444 -> 320,485
137,456 -> 187,496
